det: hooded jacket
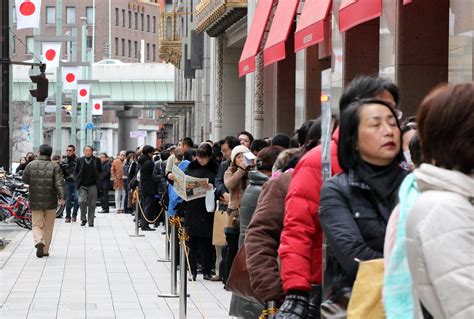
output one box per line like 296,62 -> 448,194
406,164 -> 474,319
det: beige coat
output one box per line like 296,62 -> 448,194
224,165 -> 248,230
111,158 -> 124,189
406,164 -> 474,319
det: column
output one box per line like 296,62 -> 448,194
303,45 -> 324,121
214,35 -> 224,140
253,53 -> 264,138
245,0 -> 257,133
117,108 -> 141,151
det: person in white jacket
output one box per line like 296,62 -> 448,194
405,83 -> 474,319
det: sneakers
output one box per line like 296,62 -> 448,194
35,242 -> 45,258
65,216 -> 71,223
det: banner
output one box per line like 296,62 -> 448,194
62,67 -> 79,90
42,42 -> 61,69
172,165 -> 209,201
77,84 -> 91,103
91,99 -> 103,115
15,0 -> 41,30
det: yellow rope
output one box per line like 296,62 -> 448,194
259,307 -> 279,319
134,189 -> 164,224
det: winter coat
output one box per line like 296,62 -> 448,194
138,155 -> 157,197
22,155 -> 66,210
279,129 -> 342,293
406,164 -> 474,319
74,156 -> 102,189
61,155 -> 78,182
111,158 -> 124,189
319,167 -> 408,290
238,170 -> 269,247
246,170 -> 293,304
215,160 -> 230,199
101,161 -> 111,182
183,159 -> 218,238
224,165 -> 248,233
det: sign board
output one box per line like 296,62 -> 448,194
130,130 -> 147,138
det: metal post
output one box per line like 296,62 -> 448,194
86,49 -> 93,146
158,222 -> 179,298
70,28 -> 77,146
130,194 -> 144,237
79,21 -> 87,155
157,211 -> 171,262
179,235 -> 187,319
32,27 -> 41,151
54,0 -> 63,155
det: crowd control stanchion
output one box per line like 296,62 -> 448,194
130,190 -> 144,238
179,226 -> 189,319
158,217 -> 179,298
157,210 -> 171,262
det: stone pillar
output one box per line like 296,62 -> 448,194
214,35 -> 224,140
304,45 -> 322,121
253,52 -> 264,138
117,108 -> 141,151
245,0 -> 257,133
396,0 -> 449,116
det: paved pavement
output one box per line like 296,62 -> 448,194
0,212 -> 233,318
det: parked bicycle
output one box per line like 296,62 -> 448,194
0,171 -> 32,230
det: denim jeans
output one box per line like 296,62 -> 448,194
65,180 -> 79,218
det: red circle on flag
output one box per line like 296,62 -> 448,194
65,73 -> 75,82
45,49 -> 56,61
19,1 -> 36,16
79,89 -> 88,97
94,103 -> 101,110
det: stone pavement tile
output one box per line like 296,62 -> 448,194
55,309 -> 86,319
0,310 -> 30,319
27,310 -> 58,318
86,310 -> 116,319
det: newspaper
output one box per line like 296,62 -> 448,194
172,165 -> 209,201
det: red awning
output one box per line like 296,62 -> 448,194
238,0 -> 275,77
403,0 -> 413,5
294,0 -> 332,53
339,0 -> 382,32
263,0 -> 300,66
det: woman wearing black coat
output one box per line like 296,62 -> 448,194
184,143 -> 218,281
319,98 -> 408,299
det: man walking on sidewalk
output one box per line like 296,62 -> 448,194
61,145 -> 79,222
99,153 -> 111,213
75,146 -> 102,227
22,144 -> 66,258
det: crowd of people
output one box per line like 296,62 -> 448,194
18,75 -> 473,318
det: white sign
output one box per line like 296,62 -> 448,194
130,131 -> 147,138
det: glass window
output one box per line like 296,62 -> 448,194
146,43 -> 150,60
115,37 -> 119,56
46,7 -> 56,24
148,109 -> 154,119
26,36 -> 34,54
128,11 -> 132,28
86,7 -> 93,24
66,7 -> 76,24
115,8 -> 119,26
153,16 -> 156,33
13,6 -> 17,24
141,13 -> 144,31
87,36 -> 93,49
135,12 -> 138,30
122,39 -> 125,56
122,9 -> 125,27
134,41 -> 138,58
128,40 -> 131,57
152,44 -> 156,61
147,15 -> 150,32
166,17 -> 172,39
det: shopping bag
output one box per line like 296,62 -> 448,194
212,209 -> 227,246
347,258 -> 385,319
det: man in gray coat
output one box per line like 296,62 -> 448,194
22,144 -> 66,258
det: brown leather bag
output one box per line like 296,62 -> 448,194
226,245 -> 261,305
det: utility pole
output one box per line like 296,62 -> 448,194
70,27 -> 78,147
32,27 -> 41,150
0,0 -> 10,169
80,18 -> 88,155
54,0 -> 64,155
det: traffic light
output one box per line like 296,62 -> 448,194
29,64 -> 49,102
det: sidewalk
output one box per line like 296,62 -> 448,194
0,212 -> 233,318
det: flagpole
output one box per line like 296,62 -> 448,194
70,27 -> 77,146
32,26 -> 41,151
80,18 -> 87,156
54,0 -> 63,155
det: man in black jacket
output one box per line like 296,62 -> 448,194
61,145 -> 79,222
74,146 -> 102,227
99,153 -> 111,213
138,145 -> 157,231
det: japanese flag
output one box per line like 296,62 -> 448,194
42,42 -> 61,69
62,67 -> 79,90
77,84 -> 91,103
15,0 -> 41,30
92,99 -> 103,116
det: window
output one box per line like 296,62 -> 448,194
121,39 -> 125,56
46,7 -> 56,24
12,7 -> 16,24
148,109 -> 154,119
115,38 -> 119,56
115,8 -> 119,26
66,7 -> 76,24
146,43 -> 150,61
147,15 -> 150,32
152,44 -> 156,61
86,7 -> 93,24
134,41 -> 138,58
26,36 -> 34,54
135,12 -> 138,29
153,16 -> 156,33
141,13 -> 144,31
122,9 -> 125,27
128,40 -> 131,57
87,36 -> 93,49
128,11 -> 132,28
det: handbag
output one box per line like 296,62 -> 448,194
347,259 -> 385,319
212,209 -> 227,246
226,245 -> 261,305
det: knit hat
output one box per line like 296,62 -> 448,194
231,145 -> 250,163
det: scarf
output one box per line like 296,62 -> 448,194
355,160 -> 407,211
